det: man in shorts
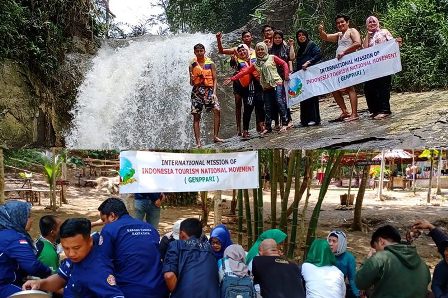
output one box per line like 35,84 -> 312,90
189,43 -> 223,147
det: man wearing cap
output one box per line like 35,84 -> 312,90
159,220 -> 182,261
413,219 -> 448,297
97,198 -> 168,298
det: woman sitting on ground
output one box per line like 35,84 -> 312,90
302,239 -> 346,298
328,230 -> 360,298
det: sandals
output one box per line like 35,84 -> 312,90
344,115 -> 359,122
279,126 -> 288,133
241,131 -> 250,140
329,113 -> 350,123
373,113 -> 390,120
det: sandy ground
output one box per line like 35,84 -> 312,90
14,172 -> 448,273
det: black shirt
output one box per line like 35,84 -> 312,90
253,255 -> 306,298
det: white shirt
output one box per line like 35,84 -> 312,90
301,262 -> 346,298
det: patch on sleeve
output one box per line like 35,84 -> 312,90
107,274 -> 116,286
19,240 -> 28,245
99,235 -> 103,246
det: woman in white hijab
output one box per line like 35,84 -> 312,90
327,230 -> 360,298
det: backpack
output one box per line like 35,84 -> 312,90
220,259 -> 256,298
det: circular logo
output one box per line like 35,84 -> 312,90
288,77 -> 303,97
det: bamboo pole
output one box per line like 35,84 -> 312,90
244,189 -> 253,248
252,189 -> 259,239
378,149 -> 386,201
257,150 -> 264,236
237,189 -> 243,244
287,150 -> 302,259
270,150 -> 278,228
0,149 -> 4,205
305,150 -> 344,255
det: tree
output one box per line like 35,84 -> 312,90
351,163 -> 370,231
419,149 -> 439,203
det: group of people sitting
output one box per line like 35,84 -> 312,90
1,198 -> 446,298
190,14 -> 400,147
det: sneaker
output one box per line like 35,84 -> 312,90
308,121 -> 316,126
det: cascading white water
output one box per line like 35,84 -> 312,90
66,33 -> 215,149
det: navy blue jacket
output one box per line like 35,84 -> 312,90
57,245 -> 124,298
98,214 -> 168,298
295,41 -> 322,71
429,227 -> 448,297
163,237 -> 219,298
0,229 -> 51,286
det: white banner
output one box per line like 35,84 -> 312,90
287,39 -> 402,105
119,151 -> 259,193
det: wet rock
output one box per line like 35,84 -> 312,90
208,90 -> 448,149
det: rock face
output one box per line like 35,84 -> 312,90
0,37 -> 96,148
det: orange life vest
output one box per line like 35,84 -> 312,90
236,51 -> 258,87
191,57 -> 214,87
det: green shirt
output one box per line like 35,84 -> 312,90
36,237 -> 59,273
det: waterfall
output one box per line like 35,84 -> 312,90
65,33 -> 216,149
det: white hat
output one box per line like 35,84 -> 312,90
172,220 -> 183,240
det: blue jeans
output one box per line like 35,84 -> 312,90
263,85 -> 288,130
134,199 -> 161,229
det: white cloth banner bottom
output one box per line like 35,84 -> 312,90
119,151 -> 259,193
287,39 -> 402,105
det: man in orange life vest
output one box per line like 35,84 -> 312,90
189,43 -> 223,148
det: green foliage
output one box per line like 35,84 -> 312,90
0,0 -> 106,80
166,0 -> 262,33
384,0 -> 448,90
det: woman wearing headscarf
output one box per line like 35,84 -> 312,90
218,244 -> 249,282
295,29 -> 322,126
245,228 -> 287,265
363,16 -> 395,120
270,30 -> 295,128
301,239 -> 346,298
328,230 -> 360,298
0,201 -> 51,298
209,224 -> 233,261
227,42 -> 290,134
233,43 -> 265,140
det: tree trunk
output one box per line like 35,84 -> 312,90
230,190 -> 237,215
237,189 -> 243,244
257,154 -> 264,236
287,150 -> 302,259
0,149 -> 4,205
427,150 -> 434,203
436,150 -> 443,195
244,189 -> 253,248
352,164 -> 369,231
213,190 -> 222,226
252,189 -> 259,239
200,191 -> 208,226
280,150 -> 297,232
50,148 -> 58,212
270,149 -> 279,228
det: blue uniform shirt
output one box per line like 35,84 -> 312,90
98,214 -> 168,298
335,251 -> 360,297
57,245 -> 124,298
163,237 -> 219,298
0,229 -> 51,298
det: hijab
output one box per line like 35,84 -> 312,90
236,44 -> 250,61
0,200 -> 35,251
254,42 -> 279,88
246,229 -> 287,264
327,230 -> 348,256
296,29 -> 310,57
223,244 -> 248,277
305,239 -> 337,267
366,16 -> 380,32
210,224 -> 233,260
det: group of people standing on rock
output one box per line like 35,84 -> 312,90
189,14 -> 401,147
1,197 -> 447,297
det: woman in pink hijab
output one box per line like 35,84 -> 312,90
362,16 -> 396,120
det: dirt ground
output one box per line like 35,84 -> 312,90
14,171 -> 447,274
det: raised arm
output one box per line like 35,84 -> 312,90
230,64 -> 255,81
319,22 -> 339,43
216,32 -> 236,55
288,39 -> 296,61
